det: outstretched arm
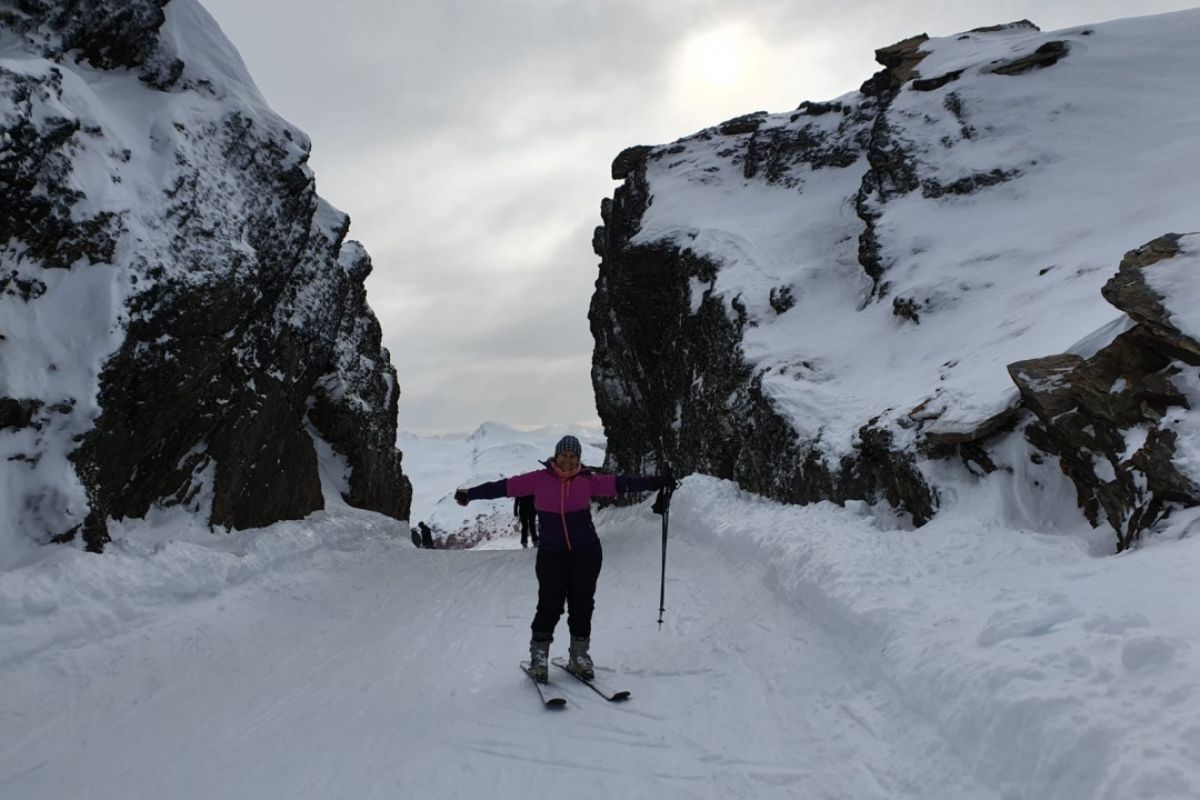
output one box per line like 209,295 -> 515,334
456,479 -> 505,505
595,463 -> 678,499
616,475 -> 665,494
455,471 -> 542,505
589,473 -> 671,499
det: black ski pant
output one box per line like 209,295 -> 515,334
531,545 -> 602,641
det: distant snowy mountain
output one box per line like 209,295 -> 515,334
400,422 -> 605,548
0,0 -> 410,567
592,10 -> 1200,550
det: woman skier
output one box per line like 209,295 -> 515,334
455,434 -> 669,682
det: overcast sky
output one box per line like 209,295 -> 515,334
200,0 -> 1197,434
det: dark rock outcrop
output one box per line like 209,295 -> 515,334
0,65 -> 124,271
590,48 -> 939,520
860,34 -> 930,97
1101,235 -> 1200,363
988,41 -> 1069,76
854,39 -> 930,296
0,397 -> 42,430
1,0 -> 184,88
1009,235 -> 1200,550
1,1 -> 411,552
968,20 -> 1040,35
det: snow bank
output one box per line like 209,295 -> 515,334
0,504 -> 408,671
674,474 -> 1200,800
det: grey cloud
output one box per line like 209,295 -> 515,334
203,0 -> 699,154
377,219 -> 598,355
396,352 -> 598,433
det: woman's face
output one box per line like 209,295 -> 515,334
555,451 -> 579,471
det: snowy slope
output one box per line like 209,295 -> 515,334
636,10 -> 1200,456
3,426 -> 1199,799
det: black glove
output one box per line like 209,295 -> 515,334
652,464 -> 675,515
661,463 -> 676,492
454,488 -> 469,506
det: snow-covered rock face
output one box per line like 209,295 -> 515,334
591,10 -> 1200,546
0,0 -> 411,562
1013,234 -> 1200,550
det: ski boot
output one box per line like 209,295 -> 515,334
529,637 -> 551,683
568,636 -> 595,681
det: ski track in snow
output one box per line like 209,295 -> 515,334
1,506 -> 994,800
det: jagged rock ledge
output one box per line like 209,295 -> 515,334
1011,234 -> 1200,550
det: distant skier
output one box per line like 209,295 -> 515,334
419,521 -> 434,549
410,527 -> 422,548
514,495 -> 538,548
455,435 -> 671,682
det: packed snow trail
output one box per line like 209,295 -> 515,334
0,503 -> 995,800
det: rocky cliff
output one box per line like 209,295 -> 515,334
0,0 -> 411,561
591,10 -> 1200,549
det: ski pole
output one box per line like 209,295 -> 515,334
653,459 -> 674,629
657,497 -> 669,629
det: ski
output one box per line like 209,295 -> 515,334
520,661 -> 566,708
551,658 -> 631,702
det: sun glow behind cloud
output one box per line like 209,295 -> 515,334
681,24 -> 749,89
666,21 -> 854,132
671,22 -> 759,106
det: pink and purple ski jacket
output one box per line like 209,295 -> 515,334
465,466 -> 661,551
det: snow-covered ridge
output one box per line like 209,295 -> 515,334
0,0 -> 410,567
592,9 -> 1200,548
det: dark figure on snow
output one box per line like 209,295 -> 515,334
455,434 -> 669,682
514,495 -> 538,548
419,521 -> 434,549
410,528 -> 422,548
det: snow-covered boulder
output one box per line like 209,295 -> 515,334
1012,234 -> 1200,550
0,0 -> 411,563
591,10 -> 1200,545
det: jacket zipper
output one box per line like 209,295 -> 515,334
560,479 -> 573,551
